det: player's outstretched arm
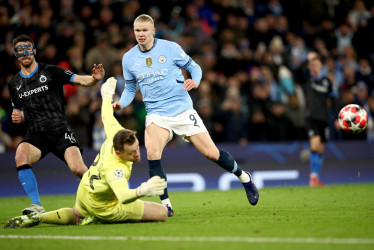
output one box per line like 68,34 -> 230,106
73,64 -> 105,87
111,176 -> 166,205
100,77 -> 122,136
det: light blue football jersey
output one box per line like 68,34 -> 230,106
120,38 -> 202,116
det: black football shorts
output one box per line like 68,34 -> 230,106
305,119 -> 329,143
20,127 -> 81,162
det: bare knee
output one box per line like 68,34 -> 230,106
69,164 -> 88,177
64,147 -> 88,177
204,148 -> 220,162
159,206 -> 168,222
15,153 -> 28,166
142,202 -> 168,222
149,205 -> 168,222
15,144 -> 40,166
146,147 -> 162,160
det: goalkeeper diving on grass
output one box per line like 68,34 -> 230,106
4,77 -> 168,228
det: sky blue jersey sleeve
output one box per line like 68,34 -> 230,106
120,54 -> 137,109
172,43 -> 202,85
119,82 -> 136,109
185,60 -> 202,85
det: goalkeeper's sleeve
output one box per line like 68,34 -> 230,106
110,179 -> 138,204
110,176 -> 166,204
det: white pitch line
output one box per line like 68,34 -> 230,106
1,235 -> 374,245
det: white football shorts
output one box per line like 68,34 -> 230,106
145,109 -> 208,142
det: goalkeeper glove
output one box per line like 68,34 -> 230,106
136,176 -> 166,197
101,77 -> 117,100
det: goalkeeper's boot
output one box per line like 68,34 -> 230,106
22,204 -> 45,215
4,212 -> 42,229
242,171 -> 259,206
79,216 -> 102,226
166,205 -> 174,217
309,176 -> 325,187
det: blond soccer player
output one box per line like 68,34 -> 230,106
113,14 -> 259,217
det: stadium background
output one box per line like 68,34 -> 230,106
0,0 -> 373,195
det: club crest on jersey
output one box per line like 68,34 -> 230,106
39,75 -> 47,83
158,56 -> 166,63
146,57 -> 152,67
64,70 -> 73,75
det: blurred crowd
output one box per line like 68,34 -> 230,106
1,0 -> 374,152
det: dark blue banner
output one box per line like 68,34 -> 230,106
0,141 -> 373,197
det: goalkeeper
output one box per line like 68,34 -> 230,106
4,77 -> 168,228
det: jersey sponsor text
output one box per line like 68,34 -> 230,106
136,69 -> 168,83
18,85 -> 48,99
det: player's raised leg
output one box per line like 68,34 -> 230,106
144,123 -> 174,216
188,132 -> 259,205
15,142 -> 45,215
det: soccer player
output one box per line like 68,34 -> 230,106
4,77 -> 168,228
8,35 -> 105,215
304,52 -> 337,186
112,14 -> 259,216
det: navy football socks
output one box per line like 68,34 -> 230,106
148,159 -> 169,200
216,149 -> 243,177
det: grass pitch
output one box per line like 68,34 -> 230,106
0,184 -> 373,250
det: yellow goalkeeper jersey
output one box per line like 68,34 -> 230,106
78,98 -> 138,216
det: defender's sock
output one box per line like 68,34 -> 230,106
317,154 -> 324,176
310,152 -> 323,177
18,165 -> 41,206
42,208 -> 75,225
148,160 -> 169,200
215,149 -> 244,177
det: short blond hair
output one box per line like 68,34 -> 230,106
134,14 -> 154,25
